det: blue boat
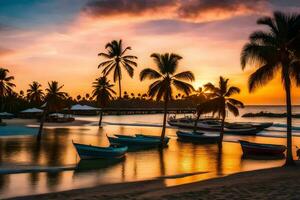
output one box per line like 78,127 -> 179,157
107,134 -> 170,147
72,142 -> 128,160
176,130 -> 220,144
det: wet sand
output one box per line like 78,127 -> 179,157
8,164 -> 300,200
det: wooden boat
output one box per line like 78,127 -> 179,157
226,122 -> 273,130
239,140 -> 286,156
73,142 -> 128,160
168,118 -> 265,135
176,131 -> 220,144
107,134 -> 170,147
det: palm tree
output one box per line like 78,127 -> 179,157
27,81 -> 44,105
76,95 -> 81,102
241,11 -> 300,165
0,68 -> 15,114
196,77 -> 244,149
92,76 -> 116,127
98,40 -> 137,98
37,81 -> 67,141
140,53 -> 195,144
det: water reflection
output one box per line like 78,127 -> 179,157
0,114 -> 293,198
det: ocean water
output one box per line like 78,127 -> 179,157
0,105 -> 299,198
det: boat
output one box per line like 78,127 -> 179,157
72,142 -> 128,160
107,134 -> 170,147
168,117 -> 269,135
176,130 -> 220,143
239,140 -> 286,156
226,122 -> 273,130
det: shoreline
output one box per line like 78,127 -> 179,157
7,164 -> 300,200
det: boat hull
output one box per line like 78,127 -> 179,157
168,120 -> 261,135
239,140 -> 286,156
107,134 -> 169,147
73,142 -> 127,160
176,131 -> 220,144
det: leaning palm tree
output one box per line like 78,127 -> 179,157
92,76 -> 116,127
37,81 -> 67,141
140,53 -> 195,144
98,40 -> 137,98
196,76 -> 244,149
27,81 -> 44,105
0,68 -> 15,113
241,11 -> 300,165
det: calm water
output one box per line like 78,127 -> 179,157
1,106 -> 300,198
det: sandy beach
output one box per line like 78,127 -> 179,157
4,118 -> 91,127
7,164 -> 300,200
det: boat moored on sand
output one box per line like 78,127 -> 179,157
168,117 -> 272,135
239,140 -> 286,156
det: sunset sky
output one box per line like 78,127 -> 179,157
0,0 -> 300,105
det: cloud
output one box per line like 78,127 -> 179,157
177,0 -> 268,22
0,47 -> 14,58
83,0 -> 270,23
83,0 -> 176,17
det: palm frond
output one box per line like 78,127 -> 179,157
122,62 -> 134,78
228,98 -> 244,108
172,71 -> 195,82
248,64 -> 278,92
227,102 -> 239,116
173,79 -> 194,96
249,31 -> 276,46
121,46 -> 131,55
98,60 -> 114,68
123,58 -> 137,67
257,16 -> 278,35
140,68 -> 162,81
225,86 -> 240,97
204,82 -> 217,93
240,43 -> 277,69
98,52 -> 111,58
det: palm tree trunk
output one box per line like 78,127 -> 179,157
117,65 -> 122,99
193,112 -> 201,132
0,96 -> 5,112
37,109 -> 47,141
284,75 -> 294,166
160,97 -> 169,146
118,77 -> 122,99
98,109 -> 103,127
219,115 -> 225,150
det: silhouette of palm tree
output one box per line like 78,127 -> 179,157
196,76 -> 244,149
98,40 -> 137,98
241,11 -> 300,165
92,76 -> 116,127
0,68 -> 15,115
140,53 -> 195,144
37,81 -> 67,141
27,81 -> 44,105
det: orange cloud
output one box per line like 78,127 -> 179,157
83,0 -> 270,23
